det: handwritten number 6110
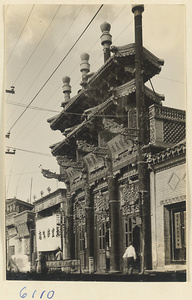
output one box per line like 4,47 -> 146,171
20,287 -> 55,299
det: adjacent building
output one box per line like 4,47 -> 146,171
6,197 -> 34,271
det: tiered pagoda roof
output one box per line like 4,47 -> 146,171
48,43 -> 164,134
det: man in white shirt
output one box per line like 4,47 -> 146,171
55,247 -> 63,261
122,241 -> 136,275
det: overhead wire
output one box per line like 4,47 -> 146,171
12,5 -> 62,86
7,5 -> 98,146
9,5 -> 127,146
7,4 -> 104,134
158,76 -> 185,84
6,5 -> 62,124
7,5 -> 85,125
6,146 -> 53,157
6,100 -> 60,113
6,5 -> 35,64
7,4 -> 184,149
63,5 -> 133,100
8,5 -> 136,148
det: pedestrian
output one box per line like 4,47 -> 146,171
55,247 -> 63,261
122,241 -> 136,275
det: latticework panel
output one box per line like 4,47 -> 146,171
163,121 -> 185,144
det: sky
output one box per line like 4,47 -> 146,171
4,4 -> 186,203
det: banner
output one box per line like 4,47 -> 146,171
36,215 -> 61,252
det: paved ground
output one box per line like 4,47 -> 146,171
6,270 -> 186,282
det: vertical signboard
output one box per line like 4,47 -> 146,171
174,212 -> 182,249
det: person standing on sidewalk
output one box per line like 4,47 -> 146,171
55,247 -> 63,260
122,241 -> 136,275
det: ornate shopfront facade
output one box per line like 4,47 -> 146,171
43,6 -> 186,274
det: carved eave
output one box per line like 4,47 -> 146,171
51,137 -> 77,157
147,139 -> 186,167
50,98 -> 115,157
48,44 -> 164,133
111,44 -> 164,80
48,90 -> 99,132
115,79 -> 164,105
87,43 -> 164,89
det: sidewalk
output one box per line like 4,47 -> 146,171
6,270 -> 186,282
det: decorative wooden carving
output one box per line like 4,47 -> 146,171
56,155 -> 83,170
41,168 -> 68,182
73,200 -> 86,230
102,118 -> 124,133
77,140 -> 108,155
120,182 -> 139,215
94,191 -> 109,223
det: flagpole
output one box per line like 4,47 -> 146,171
30,177 -> 33,204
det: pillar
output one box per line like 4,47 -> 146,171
84,172 -> 94,274
66,189 -> 75,259
132,4 -> 152,272
107,156 -> 120,272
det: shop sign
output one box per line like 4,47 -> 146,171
107,135 -> 133,159
83,153 -> 104,173
36,215 -> 61,252
174,212 -> 182,249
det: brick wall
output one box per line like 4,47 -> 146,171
151,162 -> 186,269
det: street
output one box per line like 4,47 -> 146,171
6,270 -> 186,282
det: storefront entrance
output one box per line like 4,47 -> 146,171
164,201 -> 186,264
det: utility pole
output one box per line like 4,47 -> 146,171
132,5 -> 151,273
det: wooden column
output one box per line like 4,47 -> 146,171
132,5 -> 152,272
84,172 -> 94,273
66,182 -> 75,259
107,156 -> 120,272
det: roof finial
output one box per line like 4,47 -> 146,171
80,52 -> 90,88
61,76 -> 71,107
100,22 -> 112,63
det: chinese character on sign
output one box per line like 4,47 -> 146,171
43,231 -> 46,239
39,231 -> 42,240
47,228 -> 50,238
52,228 -> 55,237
